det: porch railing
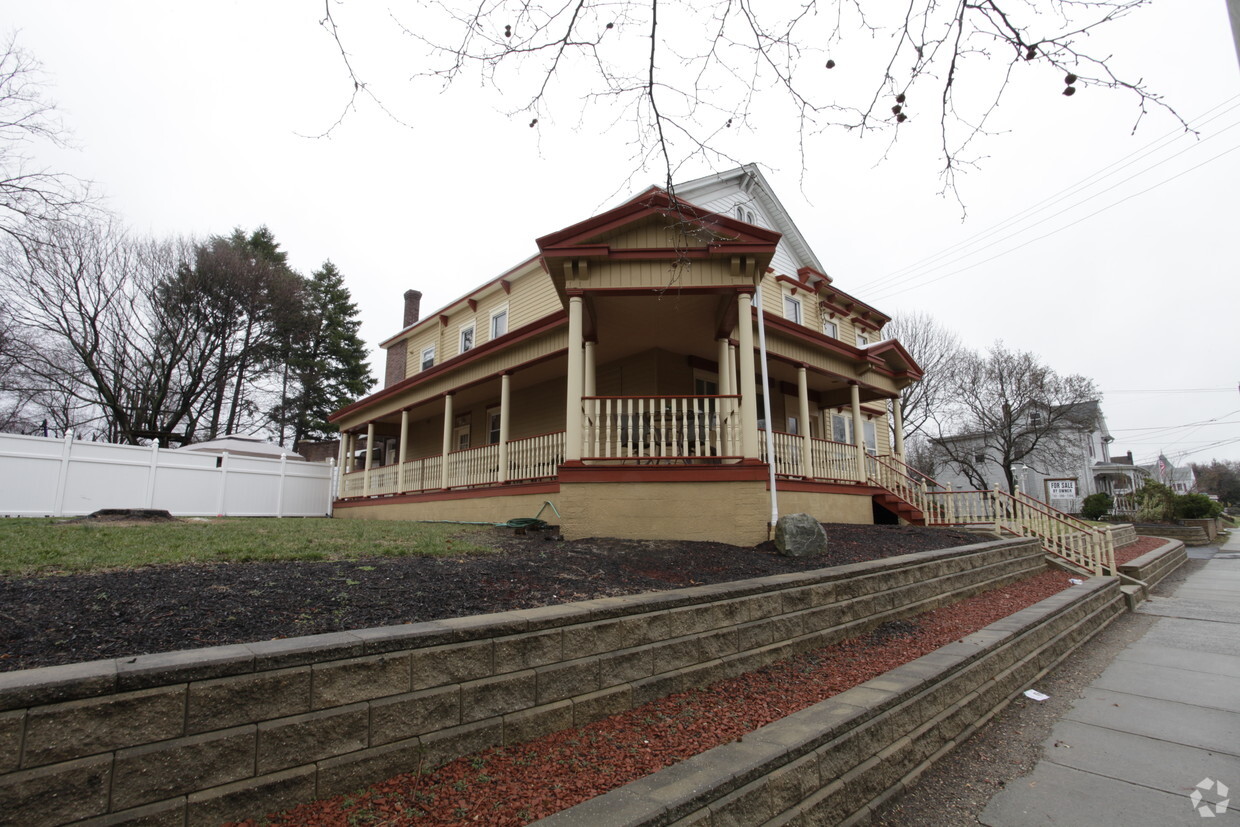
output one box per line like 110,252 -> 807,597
867,454 -> 1115,576
339,431 -> 564,496
582,395 -> 741,461
761,432 -> 863,481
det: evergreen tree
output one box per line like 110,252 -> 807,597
275,260 -> 372,450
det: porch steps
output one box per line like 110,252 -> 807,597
873,492 -> 925,526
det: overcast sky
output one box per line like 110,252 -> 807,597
3,1 -> 1238,467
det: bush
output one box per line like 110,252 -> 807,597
1135,480 -> 1176,523
1080,492 -> 1113,520
1173,493 -> 1224,520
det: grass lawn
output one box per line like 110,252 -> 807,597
0,517 -> 494,577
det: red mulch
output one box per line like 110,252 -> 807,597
1113,535 -> 1171,566
230,568 -> 1073,827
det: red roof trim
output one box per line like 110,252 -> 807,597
330,310 -> 569,423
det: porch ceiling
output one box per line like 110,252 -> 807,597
365,353 -> 569,432
591,294 -> 724,363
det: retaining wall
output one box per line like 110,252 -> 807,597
1133,524 -> 1211,546
538,577 -> 1124,827
0,539 -> 1045,826
1108,523 -> 1138,547
1118,538 -> 1188,595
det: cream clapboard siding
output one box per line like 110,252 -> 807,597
760,274 -> 871,348
505,268 -> 560,331
395,262 -> 561,381
337,329 -> 569,432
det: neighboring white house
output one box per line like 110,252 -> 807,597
930,400 -> 1149,512
1140,453 -> 1196,494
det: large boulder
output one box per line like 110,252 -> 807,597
775,513 -> 828,558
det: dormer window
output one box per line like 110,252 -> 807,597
1029,411 -> 1043,426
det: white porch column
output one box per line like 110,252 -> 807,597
736,292 -> 760,459
363,421 -> 375,496
498,373 -> 511,483
398,410 -> 409,491
891,395 -> 906,463
850,382 -> 865,482
716,338 -> 731,395
798,366 -> 812,478
565,295 -> 585,462
336,432 -> 348,476
441,393 -> 454,489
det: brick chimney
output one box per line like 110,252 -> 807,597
403,289 -> 423,327
385,289 -> 424,388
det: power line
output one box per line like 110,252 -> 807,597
857,95 -> 1240,295
867,135 -> 1240,302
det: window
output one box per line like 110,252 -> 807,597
487,408 -> 502,445
453,414 -> 471,451
822,319 -> 838,339
856,332 -> 869,347
735,205 -> 756,224
974,452 -> 986,464
490,307 -> 508,340
831,413 -> 853,444
783,295 -> 802,325
420,346 -> 435,371
459,323 -> 475,354
787,415 -> 799,435
1029,411 -> 1043,426
864,421 -> 877,456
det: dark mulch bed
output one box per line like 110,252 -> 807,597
0,523 -> 980,673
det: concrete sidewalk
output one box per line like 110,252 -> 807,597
980,529 -> 1240,825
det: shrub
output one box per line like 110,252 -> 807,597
1135,481 -> 1176,523
1080,492 -> 1113,520
1173,493 -> 1224,520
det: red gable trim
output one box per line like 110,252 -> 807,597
536,189 -> 782,252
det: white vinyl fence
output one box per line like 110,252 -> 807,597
0,432 -> 336,518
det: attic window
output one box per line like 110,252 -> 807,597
1029,412 -> 1043,426
735,205 -> 756,224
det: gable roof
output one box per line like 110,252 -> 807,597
672,164 -> 825,274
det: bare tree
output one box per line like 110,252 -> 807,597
0,219 -> 229,445
884,311 -> 964,444
0,34 -> 92,245
930,341 -> 1099,493
319,0 -> 1182,197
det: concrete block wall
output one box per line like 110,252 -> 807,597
537,577 -> 1124,827
1109,523 -> 1138,547
0,538 -> 1044,826
1135,524 -> 1211,546
1119,538 -> 1188,593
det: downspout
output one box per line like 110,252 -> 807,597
754,275 -> 778,534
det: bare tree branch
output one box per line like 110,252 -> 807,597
319,0 -> 1185,200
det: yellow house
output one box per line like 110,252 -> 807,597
329,166 -> 923,545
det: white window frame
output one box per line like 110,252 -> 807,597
459,323 -> 475,355
490,306 -> 509,340
822,319 -> 838,339
487,407 -> 502,445
864,420 -> 878,456
831,413 -> 853,444
453,413 -> 471,451
855,331 -> 869,347
783,294 -> 802,325
420,345 -> 435,372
